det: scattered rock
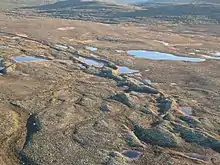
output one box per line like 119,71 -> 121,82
144,79 -> 152,85
99,68 -> 124,81
0,57 -> 4,66
163,113 -> 175,121
140,104 -> 157,116
5,62 -> 16,73
110,93 -> 134,108
100,103 -> 111,113
157,120 -> 175,133
173,122 -> 220,150
78,63 -> 86,69
122,150 -> 143,159
86,66 -> 101,75
180,106 -> 193,116
179,116 -> 201,127
157,97 -> 172,114
106,61 -> 118,70
110,151 -> 120,157
0,57 -> 6,74
117,79 -> 159,94
140,105 -> 151,114
123,125 -> 145,147
0,67 -> 6,74
107,152 -> 128,165
198,117 -> 217,130
134,125 -> 180,147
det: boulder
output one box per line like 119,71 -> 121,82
173,122 -> 220,150
157,97 -> 172,114
0,57 -> 6,74
163,113 -> 175,121
107,152 -> 128,165
0,67 -> 6,74
133,125 -> 180,147
106,61 -> 118,70
117,80 -> 159,94
99,68 -> 124,81
111,93 -> 134,108
100,103 -> 111,113
179,116 -> 202,127
123,125 -> 145,147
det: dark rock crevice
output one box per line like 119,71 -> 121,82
19,113 -> 41,165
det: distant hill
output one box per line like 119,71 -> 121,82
117,0 -> 220,4
0,0 -> 65,9
0,0 -> 60,5
1,0 -> 220,9
197,0 -> 220,3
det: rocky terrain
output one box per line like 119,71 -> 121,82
1,0 -> 220,165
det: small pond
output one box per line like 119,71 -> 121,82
213,52 -> 220,56
202,55 -> 220,60
12,56 -> 49,62
80,57 -> 104,68
127,50 -> 205,62
118,66 -> 138,74
86,46 -> 97,52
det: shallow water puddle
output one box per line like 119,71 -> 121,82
86,46 -> 97,51
127,50 -> 205,62
180,106 -> 193,116
78,57 -> 104,68
122,150 -> 143,159
202,55 -> 220,60
213,52 -> 220,56
12,56 -> 49,63
84,58 -> 103,67
118,66 -> 138,74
